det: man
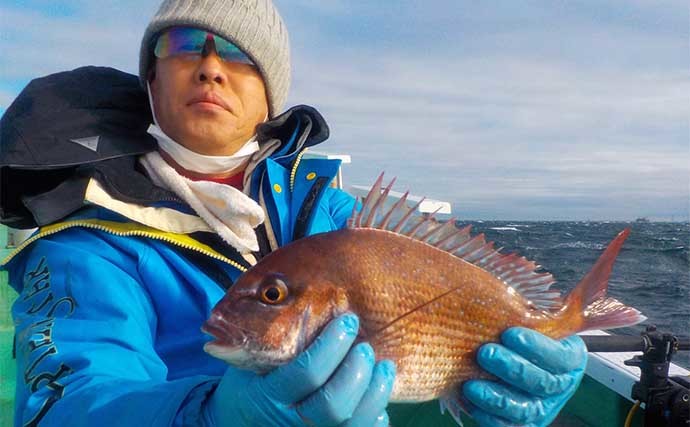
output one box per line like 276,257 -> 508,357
0,0 -> 586,426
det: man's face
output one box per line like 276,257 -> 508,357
149,36 -> 268,156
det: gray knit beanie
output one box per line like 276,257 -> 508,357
139,0 -> 290,118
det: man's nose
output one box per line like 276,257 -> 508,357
196,40 -> 226,84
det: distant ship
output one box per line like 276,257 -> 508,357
635,217 -> 651,223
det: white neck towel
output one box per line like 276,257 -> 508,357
140,151 -> 265,253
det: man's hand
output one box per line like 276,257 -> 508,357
204,313 -> 396,427
463,327 -> 587,427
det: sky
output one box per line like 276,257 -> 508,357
1,1 -> 688,221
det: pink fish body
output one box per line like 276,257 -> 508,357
203,175 -> 645,406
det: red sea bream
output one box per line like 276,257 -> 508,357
202,174 -> 645,422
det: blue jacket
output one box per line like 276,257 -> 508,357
1,69 -> 355,427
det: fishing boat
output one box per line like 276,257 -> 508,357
0,153 -> 687,427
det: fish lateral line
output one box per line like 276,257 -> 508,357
367,285 -> 468,341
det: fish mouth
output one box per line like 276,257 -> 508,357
201,313 -> 248,348
201,315 -> 255,365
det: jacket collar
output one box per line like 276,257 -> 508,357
258,104 -> 329,150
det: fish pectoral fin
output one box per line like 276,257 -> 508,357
439,387 -> 468,426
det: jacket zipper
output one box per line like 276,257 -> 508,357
1,221 -> 248,273
290,148 -> 309,192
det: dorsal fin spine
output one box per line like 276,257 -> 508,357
365,178 -> 396,227
476,247 -> 499,265
431,221 -> 464,248
480,248 -> 503,267
419,221 -> 444,242
493,262 -> 515,276
455,234 -> 485,257
519,274 -> 555,286
465,243 -> 494,263
422,219 -> 456,244
353,195 -> 364,228
487,253 -> 518,271
494,260 -> 520,277
392,197 -> 424,233
379,191 -> 409,230
500,267 -> 535,281
502,262 -> 540,279
347,197 -> 360,229
487,252 -> 511,266
359,173 -> 385,227
477,256 -> 500,270
443,225 -> 473,253
511,273 -> 551,287
404,214 -> 428,237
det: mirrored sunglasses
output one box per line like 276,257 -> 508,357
154,27 -> 254,65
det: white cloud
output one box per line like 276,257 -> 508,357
287,52 -> 688,220
0,3 -> 155,80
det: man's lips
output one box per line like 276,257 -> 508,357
188,92 -> 232,112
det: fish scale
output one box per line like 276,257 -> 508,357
202,174 -> 646,425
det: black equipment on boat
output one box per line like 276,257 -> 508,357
582,332 -> 690,353
581,326 -> 690,427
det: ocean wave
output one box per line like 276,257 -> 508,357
490,227 -> 520,232
551,242 -> 605,250
637,246 -> 687,254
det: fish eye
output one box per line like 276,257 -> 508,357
259,276 -> 289,305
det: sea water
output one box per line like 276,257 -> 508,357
461,220 -> 690,369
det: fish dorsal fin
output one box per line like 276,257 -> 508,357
349,173 -> 560,310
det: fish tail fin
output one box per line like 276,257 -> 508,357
579,297 -> 647,331
563,228 -> 646,331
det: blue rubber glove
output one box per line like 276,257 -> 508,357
204,313 -> 396,427
463,327 -> 587,427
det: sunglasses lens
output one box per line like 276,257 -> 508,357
154,27 -> 207,59
154,27 -> 255,66
213,36 -> 254,65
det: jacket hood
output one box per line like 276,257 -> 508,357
0,66 -> 156,169
0,66 -> 331,229
257,104 -> 329,151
